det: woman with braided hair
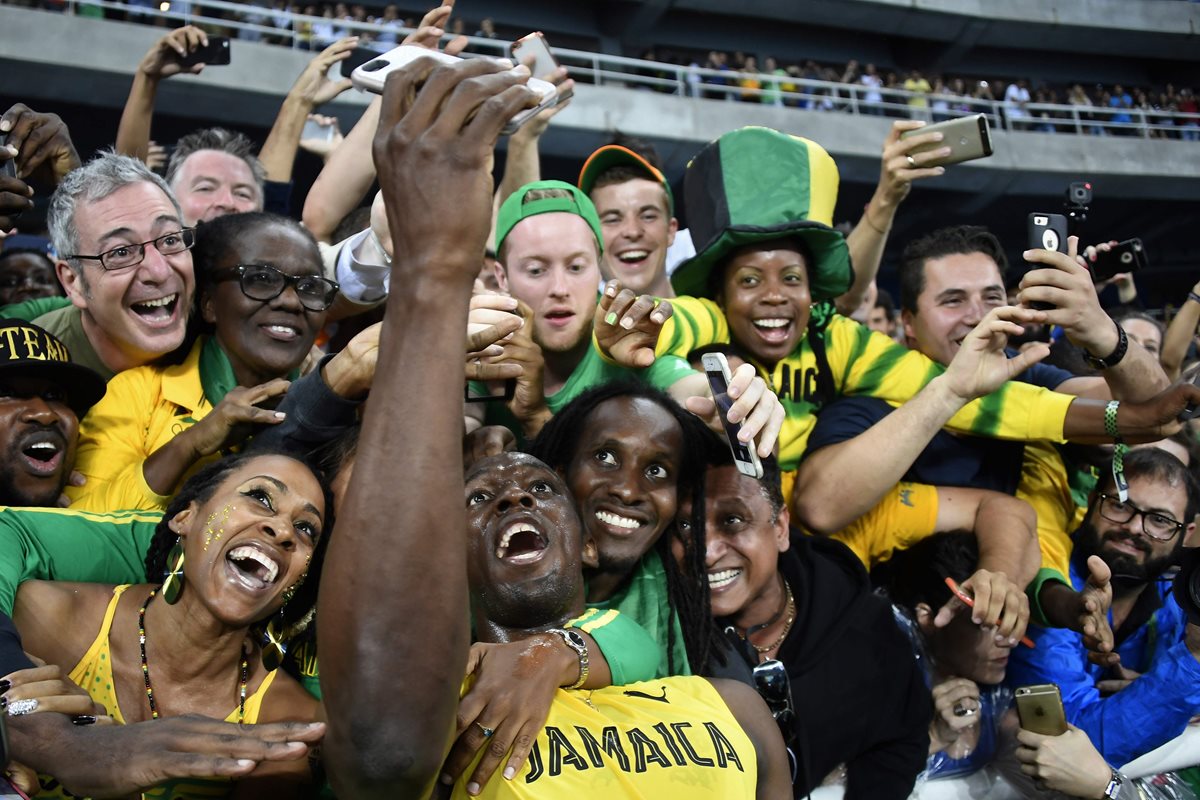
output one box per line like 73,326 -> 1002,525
13,450 -> 331,798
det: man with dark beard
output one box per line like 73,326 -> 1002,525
0,319 -> 104,506
1006,447 -> 1200,768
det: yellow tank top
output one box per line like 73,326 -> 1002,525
36,585 -> 277,800
453,676 -> 758,798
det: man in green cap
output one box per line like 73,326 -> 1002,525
473,179 -> 782,449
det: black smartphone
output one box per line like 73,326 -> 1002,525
1028,213 -> 1069,255
339,44 -> 379,80
1090,238 -> 1146,283
464,379 -> 516,404
701,352 -> 763,479
1026,212 -> 1069,311
180,36 -> 231,67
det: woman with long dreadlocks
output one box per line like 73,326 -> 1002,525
13,450 -> 330,798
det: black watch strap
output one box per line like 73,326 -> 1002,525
1084,321 -> 1128,370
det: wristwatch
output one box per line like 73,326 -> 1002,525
547,628 -> 589,689
1084,321 -> 1128,371
1101,767 -> 1129,799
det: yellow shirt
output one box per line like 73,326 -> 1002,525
68,340 -> 215,513
452,677 -> 758,799
829,482 -> 939,568
657,299 -> 1074,475
37,585 -> 277,799
1016,441 -> 1082,582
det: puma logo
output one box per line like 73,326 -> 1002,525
623,686 -> 670,704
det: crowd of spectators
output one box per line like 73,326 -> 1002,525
0,1 -> 1200,799
639,51 -> 1200,139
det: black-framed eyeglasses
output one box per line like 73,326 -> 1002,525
67,228 -> 195,271
1097,493 -> 1185,542
212,264 -> 339,312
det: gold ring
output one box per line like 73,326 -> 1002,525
475,722 -> 494,738
906,155 -> 917,167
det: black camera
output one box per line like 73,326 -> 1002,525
1174,546 -> 1200,626
1067,181 -> 1093,207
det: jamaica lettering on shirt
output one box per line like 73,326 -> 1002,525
453,677 -> 757,798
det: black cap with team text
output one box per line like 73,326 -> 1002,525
0,319 -> 106,417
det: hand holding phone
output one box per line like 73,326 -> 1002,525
510,32 -> 572,103
702,353 -> 764,479
351,45 -> 558,136
1015,684 -> 1068,736
1089,238 -> 1146,283
899,114 -> 993,167
179,36 -> 231,67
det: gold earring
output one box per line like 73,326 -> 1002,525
162,537 -> 186,605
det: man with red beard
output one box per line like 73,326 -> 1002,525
1006,447 -> 1200,768
0,319 -> 104,506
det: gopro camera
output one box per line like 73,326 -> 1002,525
1064,181 -> 1092,235
1174,546 -> 1200,625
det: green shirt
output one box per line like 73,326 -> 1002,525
470,342 -> 695,443
588,550 -> 691,678
0,296 -> 113,381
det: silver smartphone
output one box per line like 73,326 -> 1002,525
510,32 -> 572,103
899,113 -> 993,167
701,352 -> 764,480
351,45 -> 558,136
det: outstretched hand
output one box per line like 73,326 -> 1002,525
941,305 -> 1050,403
292,37 -> 359,109
1,104 -> 81,185
934,568 -> 1030,644
594,280 -> 672,368
138,26 -> 209,79
1078,555 -> 1118,667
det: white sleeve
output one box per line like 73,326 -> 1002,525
332,229 -> 391,305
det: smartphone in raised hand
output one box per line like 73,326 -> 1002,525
899,114 -> 993,167
1014,684 -> 1067,736
510,32 -> 571,103
179,36 -> 231,67
350,45 -> 558,135
702,352 -> 763,479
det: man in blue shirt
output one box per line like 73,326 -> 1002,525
1006,447 -> 1200,767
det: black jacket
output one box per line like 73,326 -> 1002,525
745,531 -> 931,799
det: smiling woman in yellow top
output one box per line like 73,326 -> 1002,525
67,212 -> 338,512
15,450 -> 331,799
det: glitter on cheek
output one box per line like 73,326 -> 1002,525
203,504 -> 233,551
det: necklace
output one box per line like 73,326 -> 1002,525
749,578 -> 795,655
139,588 -> 248,722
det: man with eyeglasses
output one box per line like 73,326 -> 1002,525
1006,447 -> 1200,769
22,152 -> 196,382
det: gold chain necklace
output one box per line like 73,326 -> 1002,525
750,580 -> 795,655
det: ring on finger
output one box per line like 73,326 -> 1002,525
906,154 -> 917,167
952,702 -> 977,717
475,721 -> 495,738
7,698 -> 38,716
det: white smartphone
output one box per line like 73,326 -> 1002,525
510,32 -> 572,103
701,352 -> 764,480
351,45 -> 558,135
301,118 -> 336,143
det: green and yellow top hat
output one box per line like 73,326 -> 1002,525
670,127 -> 853,302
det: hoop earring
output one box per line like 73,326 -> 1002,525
261,614 -> 287,672
162,537 -> 186,605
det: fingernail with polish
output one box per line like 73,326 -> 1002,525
503,767 -> 516,780
467,782 -> 481,796
440,774 -> 453,786
604,311 -> 617,326
620,317 -> 634,330
0,680 -> 11,694
71,715 -> 97,726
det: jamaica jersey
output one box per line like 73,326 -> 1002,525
655,297 -> 1074,476
452,677 -> 757,799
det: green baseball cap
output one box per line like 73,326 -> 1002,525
670,127 -> 853,302
577,145 -> 675,216
494,180 -> 604,256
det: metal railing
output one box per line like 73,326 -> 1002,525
23,0 -> 1200,140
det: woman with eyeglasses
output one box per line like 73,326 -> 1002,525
68,212 -> 339,513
